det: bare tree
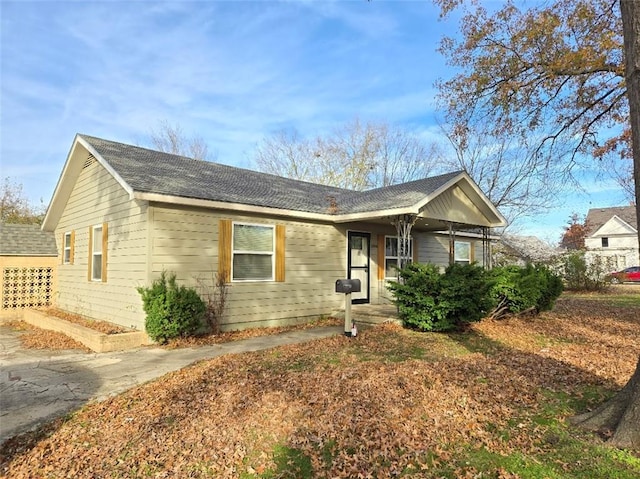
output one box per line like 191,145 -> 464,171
0,177 -> 44,225
439,118 -> 563,225
253,118 -> 441,190
148,120 -> 213,161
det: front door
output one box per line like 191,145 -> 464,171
348,231 -> 370,304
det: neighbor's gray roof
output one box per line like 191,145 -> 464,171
586,206 -> 637,233
0,223 -> 58,256
80,135 -> 463,215
500,234 -> 561,262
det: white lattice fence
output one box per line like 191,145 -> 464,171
2,266 -> 54,309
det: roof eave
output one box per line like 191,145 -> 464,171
133,192 -> 338,222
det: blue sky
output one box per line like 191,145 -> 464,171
0,0 -> 630,242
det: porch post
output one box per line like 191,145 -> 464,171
392,214 -> 417,281
482,227 -> 491,269
448,222 -> 456,266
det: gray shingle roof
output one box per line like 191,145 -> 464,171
500,234 -> 561,262
0,223 -> 58,256
586,206 -> 637,233
80,134 -> 463,215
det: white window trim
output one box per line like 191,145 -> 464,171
91,225 -> 103,282
231,222 -> 275,282
384,235 -> 413,279
63,232 -> 72,264
454,240 -> 471,264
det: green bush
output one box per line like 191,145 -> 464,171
389,262 -> 564,329
488,264 -> 563,319
388,263 -> 492,332
559,251 -> 608,291
535,264 -> 564,311
137,271 -> 206,343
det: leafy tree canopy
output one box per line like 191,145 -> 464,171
560,212 -> 589,250
436,0 -> 627,171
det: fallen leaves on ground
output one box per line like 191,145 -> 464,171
3,321 -> 90,352
1,295 -> 639,478
44,308 -> 130,334
164,316 -> 342,349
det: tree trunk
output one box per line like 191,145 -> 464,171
570,356 -> 640,448
569,1 -> 640,450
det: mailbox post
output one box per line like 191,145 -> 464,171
335,279 -> 361,337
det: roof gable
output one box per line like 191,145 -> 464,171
586,206 -> 637,235
591,215 -> 638,237
43,134 -> 506,230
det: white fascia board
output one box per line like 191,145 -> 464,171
609,215 -> 638,233
414,171 -> 507,227
590,215 -> 638,237
133,192 -> 337,222
332,206 -> 420,223
42,136 -> 87,231
76,136 -> 134,198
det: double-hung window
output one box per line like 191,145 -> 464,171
88,223 -> 107,282
454,241 -> 471,265
63,231 -> 74,264
385,236 -> 413,278
232,223 -> 275,281
91,225 -> 103,281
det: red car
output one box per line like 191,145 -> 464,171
608,266 -> 640,283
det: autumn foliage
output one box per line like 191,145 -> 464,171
1,292 -> 639,478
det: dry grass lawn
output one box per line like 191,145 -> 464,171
1,288 -> 640,478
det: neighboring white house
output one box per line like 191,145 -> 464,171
585,206 -> 639,271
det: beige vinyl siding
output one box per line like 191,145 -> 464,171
54,160 -> 148,330
421,186 -> 489,226
414,233 -> 450,268
150,204 -> 345,330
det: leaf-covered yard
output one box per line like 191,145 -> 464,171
2,291 -> 640,478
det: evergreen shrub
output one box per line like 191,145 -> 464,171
137,271 -> 206,343
488,264 -> 563,319
387,263 -> 492,332
559,251 -> 609,291
389,262 -> 564,330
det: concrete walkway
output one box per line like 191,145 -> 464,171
0,324 -> 342,445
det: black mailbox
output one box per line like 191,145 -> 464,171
335,278 -> 361,294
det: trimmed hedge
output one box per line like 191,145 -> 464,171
388,263 -> 563,331
137,271 -> 206,343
